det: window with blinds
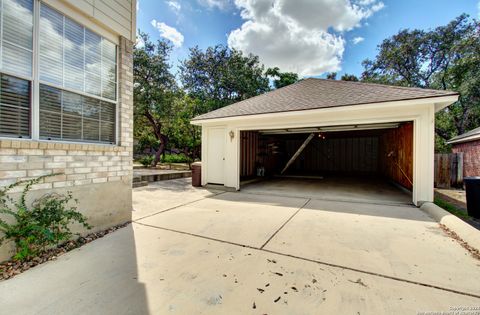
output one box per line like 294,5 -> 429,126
0,0 -> 33,138
39,4 -> 117,101
39,84 -> 115,143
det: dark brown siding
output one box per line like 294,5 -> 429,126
240,131 -> 258,177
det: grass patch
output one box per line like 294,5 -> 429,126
434,197 -> 470,220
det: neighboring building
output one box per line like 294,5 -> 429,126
0,0 -> 136,260
192,79 -> 458,206
448,126 -> 480,178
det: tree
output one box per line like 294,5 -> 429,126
361,14 -> 480,151
265,67 -> 299,89
326,72 -> 337,80
340,73 -> 359,81
134,32 -> 177,166
180,45 -> 270,112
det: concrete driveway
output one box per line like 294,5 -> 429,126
1,178 -> 479,314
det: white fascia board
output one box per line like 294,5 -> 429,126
447,133 -> 480,145
191,95 -> 458,126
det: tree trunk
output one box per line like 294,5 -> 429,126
152,134 -> 168,167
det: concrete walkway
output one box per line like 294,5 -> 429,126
1,178 -> 479,314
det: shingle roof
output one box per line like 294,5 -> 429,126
447,126 -> 480,144
192,78 -> 458,121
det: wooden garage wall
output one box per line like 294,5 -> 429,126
286,136 -> 379,174
240,131 -> 259,177
379,122 -> 414,190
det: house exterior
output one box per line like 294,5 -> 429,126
448,126 -> 480,178
0,0 -> 136,261
191,79 -> 458,206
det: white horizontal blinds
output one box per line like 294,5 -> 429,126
39,84 -> 115,143
0,0 -> 33,138
0,0 -> 34,78
0,74 -> 30,137
39,4 -> 117,101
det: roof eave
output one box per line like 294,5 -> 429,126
447,133 -> 480,145
191,94 -> 459,125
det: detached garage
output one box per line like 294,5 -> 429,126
191,79 -> 458,205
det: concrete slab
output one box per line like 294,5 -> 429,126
137,192 -> 308,248
241,177 -> 412,205
132,178 -> 222,220
1,223 -> 478,315
264,198 -> 480,295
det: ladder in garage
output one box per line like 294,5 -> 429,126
280,133 -> 316,175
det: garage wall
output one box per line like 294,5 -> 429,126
379,122 -> 414,190
240,131 -> 259,177
285,135 -> 379,175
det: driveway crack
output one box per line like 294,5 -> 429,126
259,198 -> 311,250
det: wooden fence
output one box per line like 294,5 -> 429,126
434,153 -> 463,188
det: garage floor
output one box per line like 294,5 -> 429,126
241,176 -> 412,205
1,178 -> 479,314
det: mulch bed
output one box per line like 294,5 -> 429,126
0,222 -> 130,281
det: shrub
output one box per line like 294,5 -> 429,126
161,153 -> 191,164
0,176 -> 91,261
139,155 -> 154,167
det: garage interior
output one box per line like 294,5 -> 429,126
239,122 -> 414,204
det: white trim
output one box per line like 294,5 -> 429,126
191,95 -> 459,126
447,133 -> 480,145
39,80 -> 117,104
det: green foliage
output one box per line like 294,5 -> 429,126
0,176 -> 91,261
139,155 -> 155,167
361,14 -> 480,149
434,197 -> 469,220
161,153 -> 191,164
265,67 -> 299,89
340,73 -> 359,81
326,72 -> 337,80
180,45 -> 270,111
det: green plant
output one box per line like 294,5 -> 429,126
161,153 -> 191,164
0,176 -> 91,261
434,197 -> 470,220
139,155 -> 155,167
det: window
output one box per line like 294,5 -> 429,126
0,0 -> 33,138
39,4 -> 117,101
0,1 -> 118,143
39,85 -> 115,143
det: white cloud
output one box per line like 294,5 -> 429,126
167,0 -> 181,13
151,19 -> 184,47
136,0 -> 140,11
352,36 -> 364,44
228,0 -> 383,76
197,0 -> 230,10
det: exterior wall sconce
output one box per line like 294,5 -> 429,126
229,130 -> 235,141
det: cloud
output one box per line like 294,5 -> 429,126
151,19 -> 184,47
197,0 -> 230,10
136,0 -> 140,11
228,0 -> 384,76
166,0 -> 181,13
352,36 -> 364,44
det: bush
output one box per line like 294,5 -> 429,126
161,153 -> 191,164
139,155 -> 154,167
0,176 -> 91,261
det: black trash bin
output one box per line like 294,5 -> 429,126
464,176 -> 480,219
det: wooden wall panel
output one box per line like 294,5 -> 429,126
240,131 -> 259,177
379,122 -> 414,190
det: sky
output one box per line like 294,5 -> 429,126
136,0 -> 480,78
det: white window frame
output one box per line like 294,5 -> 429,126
0,0 -> 119,145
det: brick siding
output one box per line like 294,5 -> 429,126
452,139 -> 480,177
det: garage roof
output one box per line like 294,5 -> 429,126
192,78 -> 458,121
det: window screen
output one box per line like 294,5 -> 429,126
39,84 -> 115,143
0,0 -> 34,78
39,4 -> 117,101
0,74 -> 30,137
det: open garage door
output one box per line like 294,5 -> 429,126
239,122 -> 414,204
